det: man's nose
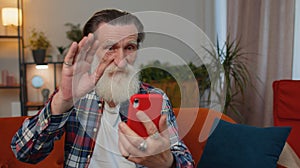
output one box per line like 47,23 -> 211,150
113,48 -> 127,68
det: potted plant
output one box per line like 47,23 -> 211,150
28,29 -> 51,64
65,23 -> 83,43
139,61 -> 209,108
202,36 -> 253,122
56,46 -> 67,62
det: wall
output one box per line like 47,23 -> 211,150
0,0 -> 217,117
22,0 -> 216,62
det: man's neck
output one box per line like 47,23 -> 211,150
107,101 -> 117,108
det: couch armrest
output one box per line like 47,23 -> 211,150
0,116 -> 64,168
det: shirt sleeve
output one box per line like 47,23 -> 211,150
162,93 -> 195,168
11,91 -> 72,164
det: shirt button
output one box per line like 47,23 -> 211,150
93,128 -> 97,132
87,155 -> 90,159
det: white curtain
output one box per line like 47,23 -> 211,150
227,0 -> 295,126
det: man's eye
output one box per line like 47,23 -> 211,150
126,44 -> 137,51
104,46 -> 114,52
104,46 -> 114,55
105,46 -> 112,50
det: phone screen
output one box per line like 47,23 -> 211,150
127,94 -> 163,138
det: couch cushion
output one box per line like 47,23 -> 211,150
173,108 -> 235,165
197,120 -> 291,168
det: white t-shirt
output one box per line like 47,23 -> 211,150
89,103 -> 135,168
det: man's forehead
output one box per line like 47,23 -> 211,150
95,23 -> 138,43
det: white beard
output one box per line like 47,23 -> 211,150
93,63 -> 140,104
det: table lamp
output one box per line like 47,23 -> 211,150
2,7 -> 22,35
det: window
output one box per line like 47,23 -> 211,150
293,0 -> 300,79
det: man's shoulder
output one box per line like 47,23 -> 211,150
139,82 -> 165,95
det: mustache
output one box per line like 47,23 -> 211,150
104,64 -> 130,74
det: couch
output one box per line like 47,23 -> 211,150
0,108 -> 288,167
273,80 -> 300,157
0,116 -> 64,168
1,108 -> 233,167
273,80 -> 300,168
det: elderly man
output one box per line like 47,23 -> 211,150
11,9 -> 194,168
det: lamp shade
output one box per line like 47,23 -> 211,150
2,8 -> 22,26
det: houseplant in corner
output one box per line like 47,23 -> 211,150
203,36 -> 253,122
28,29 -> 51,64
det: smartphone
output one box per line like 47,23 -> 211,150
127,94 -> 163,138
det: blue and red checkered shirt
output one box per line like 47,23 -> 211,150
11,83 -> 194,168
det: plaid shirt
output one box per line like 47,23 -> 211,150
11,83 -> 194,168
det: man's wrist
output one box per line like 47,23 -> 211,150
171,156 -> 176,168
51,91 -> 73,115
170,154 -> 176,168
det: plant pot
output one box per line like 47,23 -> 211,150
32,49 -> 46,64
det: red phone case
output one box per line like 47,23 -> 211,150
127,94 -> 162,138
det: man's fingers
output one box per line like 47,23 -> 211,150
118,122 -> 145,157
118,138 -> 130,159
92,54 -> 114,83
79,33 -> 94,50
158,114 -> 169,139
85,39 -> 100,63
73,36 -> 87,63
136,111 -> 159,136
63,42 -> 78,68
76,34 -> 95,62
119,122 -> 142,142
81,33 -> 97,62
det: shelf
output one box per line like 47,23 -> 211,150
0,84 -> 20,89
23,61 -> 63,65
26,101 -> 44,107
0,0 -> 25,116
0,35 -> 23,39
26,102 -> 45,111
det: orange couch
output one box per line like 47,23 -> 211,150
0,108 -> 234,167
